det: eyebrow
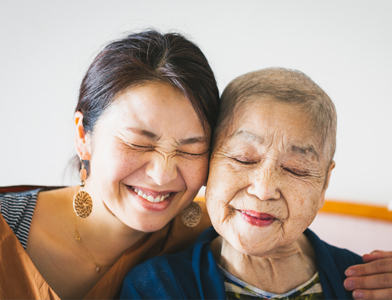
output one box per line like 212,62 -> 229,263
229,130 -> 264,144
178,136 -> 208,146
291,145 -> 320,160
125,127 -> 207,146
125,127 -> 159,140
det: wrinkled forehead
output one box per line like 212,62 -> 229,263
215,96 -> 326,160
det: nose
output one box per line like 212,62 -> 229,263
247,165 -> 281,201
145,155 -> 178,186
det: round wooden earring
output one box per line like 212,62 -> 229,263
73,160 -> 93,218
181,202 -> 202,227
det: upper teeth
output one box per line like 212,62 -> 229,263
132,187 -> 171,203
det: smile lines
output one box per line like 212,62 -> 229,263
131,187 -> 171,203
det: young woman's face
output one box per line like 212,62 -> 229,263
83,82 -> 210,232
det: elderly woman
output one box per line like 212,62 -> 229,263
1,33 -> 391,299
120,68 -> 386,300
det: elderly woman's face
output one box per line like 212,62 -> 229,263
206,96 -> 333,256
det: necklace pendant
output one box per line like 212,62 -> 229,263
95,266 -> 100,272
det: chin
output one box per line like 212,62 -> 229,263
236,239 -> 280,257
223,226 -> 275,256
137,218 -> 172,233
229,235 -> 266,255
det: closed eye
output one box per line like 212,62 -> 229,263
232,157 -> 257,165
178,150 -> 209,157
129,143 -> 153,150
284,167 -> 308,177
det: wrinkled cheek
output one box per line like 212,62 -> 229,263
304,192 -> 322,217
206,193 -> 227,229
289,208 -> 318,233
205,193 -> 220,222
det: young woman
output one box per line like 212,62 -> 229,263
0,30 -> 219,299
1,31 -> 390,300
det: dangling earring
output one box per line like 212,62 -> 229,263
73,159 -> 93,218
181,201 -> 202,227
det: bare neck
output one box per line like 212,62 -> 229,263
27,185 -> 149,299
211,234 -> 317,295
63,186 -> 147,263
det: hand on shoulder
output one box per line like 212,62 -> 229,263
344,250 -> 392,299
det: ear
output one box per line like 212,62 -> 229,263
318,160 -> 336,210
324,160 -> 336,190
75,111 -> 91,160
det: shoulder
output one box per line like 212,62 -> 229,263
0,186 -> 41,204
0,187 -> 41,229
127,226 -> 218,279
121,227 -> 224,300
305,228 -> 362,268
0,187 -> 41,250
121,252 -> 191,299
158,200 -> 212,255
305,228 -> 362,299
0,185 -> 68,249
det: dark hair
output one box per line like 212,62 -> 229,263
216,68 -> 337,162
75,30 -> 220,136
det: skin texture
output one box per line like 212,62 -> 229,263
206,96 -> 334,294
26,81 -> 210,299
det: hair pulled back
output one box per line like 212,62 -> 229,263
75,30 -> 220,135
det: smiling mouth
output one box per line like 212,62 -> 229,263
239,210 -> 276,226
130,186 -> 171,203
241,211 -> 275,219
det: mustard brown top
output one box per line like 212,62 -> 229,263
0,185 -> 211,299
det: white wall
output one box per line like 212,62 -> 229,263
1,0 -> 391,206
310,213 -> 392,255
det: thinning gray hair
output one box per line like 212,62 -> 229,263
215,67 -> 337,162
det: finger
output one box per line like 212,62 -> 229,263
345,258 -> 392,277
344,273 -> 392,290
363,251 -> 392,263
351,288 -> 392,300
370,250 -> 385,254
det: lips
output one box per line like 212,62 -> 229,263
239,210 -> 276,226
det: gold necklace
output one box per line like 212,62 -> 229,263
73,212 -> 111,272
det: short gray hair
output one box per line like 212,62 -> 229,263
215,67 -> 337,162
